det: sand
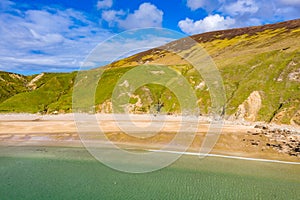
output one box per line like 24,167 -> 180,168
0,113 -> 299,163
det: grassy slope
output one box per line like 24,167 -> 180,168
0,20 -> 299,124
0,72 -> 29,104
0,73 -> 76,113
212,28 -> 300,123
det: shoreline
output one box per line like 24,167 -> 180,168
0,113 -> 299,130
0,113 -> 299,163
147,149 -> 300,165
1,144 -> 299,165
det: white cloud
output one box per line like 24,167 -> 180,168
182,0 -> 299,32
102,10 -> 125,27
0,5 -> 112,73
102,3 -> 163,29
186,0 -> 205,10
223,0 -> 259,16
120,3 -> 163,29
29,29 -> 64,44
186,0 -> 221,12
178,14 -> 236,35
279,0 -> 300,6
0,2 -> 175,74
180,0 -> 300,37
97,0 -> 113,9
0,0 -> 14,10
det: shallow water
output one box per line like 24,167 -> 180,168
0,146 -> 299,199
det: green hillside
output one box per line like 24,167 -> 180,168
0,72 -> 29,103
0,19 -> 299,125
0,72 -> 76,113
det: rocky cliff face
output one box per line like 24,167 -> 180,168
231,91 -> 262,121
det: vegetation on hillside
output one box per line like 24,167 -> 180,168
0,19 -> 299,125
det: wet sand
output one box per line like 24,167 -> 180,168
0,113 -> 299,163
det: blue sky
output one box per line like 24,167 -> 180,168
0,0 -> 299,74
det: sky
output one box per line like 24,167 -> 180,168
0,0 -> 299,75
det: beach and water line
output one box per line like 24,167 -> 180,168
0,114 -> 299,199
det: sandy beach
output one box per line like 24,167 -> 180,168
0,113 -> 299,163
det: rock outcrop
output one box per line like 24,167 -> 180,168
232,91 -> 262,121
288,68 -> 300,82
98,100 -> 112,113
291,110 -> 300,126
27,73 -> 45,90
248,124 -> 300,157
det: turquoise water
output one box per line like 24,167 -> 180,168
0,146 -> 299,199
